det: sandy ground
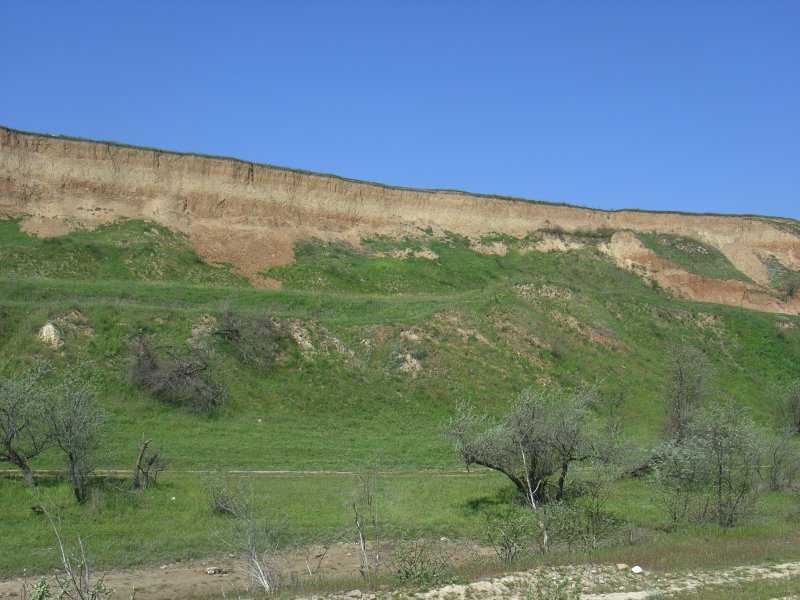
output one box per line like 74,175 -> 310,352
2,544 -> 799,600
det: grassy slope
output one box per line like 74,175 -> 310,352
635,232 -> 753,282
1,220 -> 800,577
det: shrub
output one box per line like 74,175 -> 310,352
775,380 -> 800,434
390,539 -> 453,589
654,400 -> 765,527
214,307 -> 289,373
486,508 -> 535,564
128,336 -> 225,413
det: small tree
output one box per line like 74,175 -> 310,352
351,462 -> 382,579
47,374 -> 104,504
131,439 -> 165,490
760,431 -> 798,492
0,362 -> 52,486
652,439 -> 709,526
775,380 -> 800,434
693,401 -> 764,527
662,345 -> 711,441
654,400 -> 764,527
446,387 -> 596,507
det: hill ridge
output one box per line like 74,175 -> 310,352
2,125 -> 799,314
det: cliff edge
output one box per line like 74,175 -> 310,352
1,126 -> 799,314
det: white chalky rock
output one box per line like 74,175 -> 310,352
38,322 -> 63,348
631,565 -> 644,574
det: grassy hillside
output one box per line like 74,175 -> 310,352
1,219 -> 799,578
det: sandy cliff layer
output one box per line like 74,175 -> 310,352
1,126 -> 799,314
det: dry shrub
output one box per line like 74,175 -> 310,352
215,307 -> 289,373
128,336 -> 225,413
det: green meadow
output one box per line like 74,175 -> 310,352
1,218 -> 799,581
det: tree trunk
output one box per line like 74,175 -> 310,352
131,439 -> 150,489
8,450 -> 36,487
20,461 -> 36,487
556,460 -> 569,501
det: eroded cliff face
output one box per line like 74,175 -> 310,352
1,126 -> 799,313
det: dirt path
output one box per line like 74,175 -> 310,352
3,550 -> 799,600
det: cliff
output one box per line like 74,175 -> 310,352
1,126 -> 799,314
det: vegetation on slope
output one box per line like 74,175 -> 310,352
0,219 -> 247,286
635,232 -> 752,282
1,219 -> 800,581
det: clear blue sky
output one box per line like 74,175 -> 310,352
2,2 -> 798,218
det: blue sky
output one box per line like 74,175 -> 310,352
1,2 -> 798,218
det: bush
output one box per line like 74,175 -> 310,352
654,400 -> 765,527
390,539 -> 453,589
215,307 -> 290,373
128,336 -> 225,413
486,508 -> 536,564
775,380 -> 800,434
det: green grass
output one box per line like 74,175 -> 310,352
763,255 -> 800,296
0,219 -> 247,286
2,218 -> 800,578
0,470 -> 504,576
636,232 -> 752,282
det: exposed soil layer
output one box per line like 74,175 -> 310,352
602,231 -> 800,315
2,126 -> 799,312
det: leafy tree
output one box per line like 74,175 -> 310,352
654,400 -> 764,527
775,379 -> 800,434
662,345 -> 711,440
0,362 -> 52,486
446,387 -> 596,506
47,374 -> 104,504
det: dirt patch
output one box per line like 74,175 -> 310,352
396,352 -> 423,376
400,330 -> 423,343
470,240 -> 508,256
515,283 -> 574,302
601,231 -> 800,316
551,311 -> 628,352
523,234 -> 585,253
4,539 -> 798,600
0,540 -> 488,600
186,314 -> 217,350
287,321 -> 355,361
388,247 -> 439,260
